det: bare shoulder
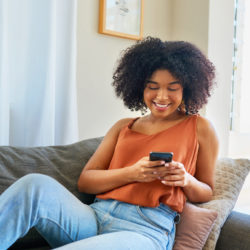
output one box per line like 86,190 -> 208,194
114,117 -> 134,127
196,115 -> 219,145
82,117 -> 135,171
109,117 -> 135,134
197,116 -> 216,136
103,117 -> 135,141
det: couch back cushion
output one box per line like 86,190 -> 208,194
0,137 -> 103,204
0,137 -> 103,249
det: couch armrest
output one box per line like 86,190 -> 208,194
215,211 -> 250,250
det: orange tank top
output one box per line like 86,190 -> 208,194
97,115 -> 199,213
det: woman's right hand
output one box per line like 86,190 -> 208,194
128,157 -> 165,183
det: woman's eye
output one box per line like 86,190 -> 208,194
168,87 -> 180,91
146,83 -> 159,90
148,86 -> 159,90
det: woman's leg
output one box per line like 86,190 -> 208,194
0,174 -> 97,249
54,199 -> 173,250
54,231 -> 158,250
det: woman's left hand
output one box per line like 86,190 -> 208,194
158,161 -> 190,187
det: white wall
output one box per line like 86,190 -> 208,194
170,0 -> 235,157
206,0 -> 235,156
76,0 -> 236,157
171,0 -> 209,54
170,0 -> 209,116
76,0 -> 172,140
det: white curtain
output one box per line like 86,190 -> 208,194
0,0 -> 78,146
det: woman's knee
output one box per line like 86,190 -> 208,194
16,173 -> 60,195
18,173 -> 55,187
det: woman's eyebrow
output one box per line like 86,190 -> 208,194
169,81 -> 181,85
146,80 -> 180,85
145,80 -> 158,84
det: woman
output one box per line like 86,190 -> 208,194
0,37 -> 218,250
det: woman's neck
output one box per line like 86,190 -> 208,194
145,110 -> 185,123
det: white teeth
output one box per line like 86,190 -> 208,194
155,103 -> 168,108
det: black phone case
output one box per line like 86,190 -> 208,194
150,152 -> 173,162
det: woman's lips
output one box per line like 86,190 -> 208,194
153,102 -> 170,111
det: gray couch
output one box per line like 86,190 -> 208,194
0,137 -> 249,250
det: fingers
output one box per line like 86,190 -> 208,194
168,161 -> 184,169
158,161 -> 187,187
150,161 -> 183,175
140,157 -> 164,168
148,160 -> 165,168
135,157 -> 186,185
139,170 -> 161,183
161,180 -> 184,187
161,173 -> 184,181
161,174 -> 186,187
132,157 -> 166,183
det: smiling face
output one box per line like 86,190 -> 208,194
143,69 -> 183,120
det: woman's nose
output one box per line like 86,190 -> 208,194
156,88 -> 168,100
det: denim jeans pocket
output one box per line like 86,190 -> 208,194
90,199 -> 120,230
136,205 -> 175,235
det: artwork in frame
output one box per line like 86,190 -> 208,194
99,0 -> 144,40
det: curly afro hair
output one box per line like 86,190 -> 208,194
112,37 -> 216,114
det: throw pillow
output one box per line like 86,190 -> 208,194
174,202 -> 218,250
197,158 -> 250,250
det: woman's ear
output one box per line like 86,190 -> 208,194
178,99 -> 186,114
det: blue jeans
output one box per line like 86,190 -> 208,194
0,174 -> 178,250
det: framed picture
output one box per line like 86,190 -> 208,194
99,0 -> 144,40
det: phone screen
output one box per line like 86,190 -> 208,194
149,152 -> 173,162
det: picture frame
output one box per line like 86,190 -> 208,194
99,0 -> 144,40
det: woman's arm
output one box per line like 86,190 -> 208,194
77,118 -> 164,194
159,116 -> 219,203
77,118 -> 132,194
184,116 -> 219,202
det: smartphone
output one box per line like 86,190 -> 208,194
149,152 -> 173,163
